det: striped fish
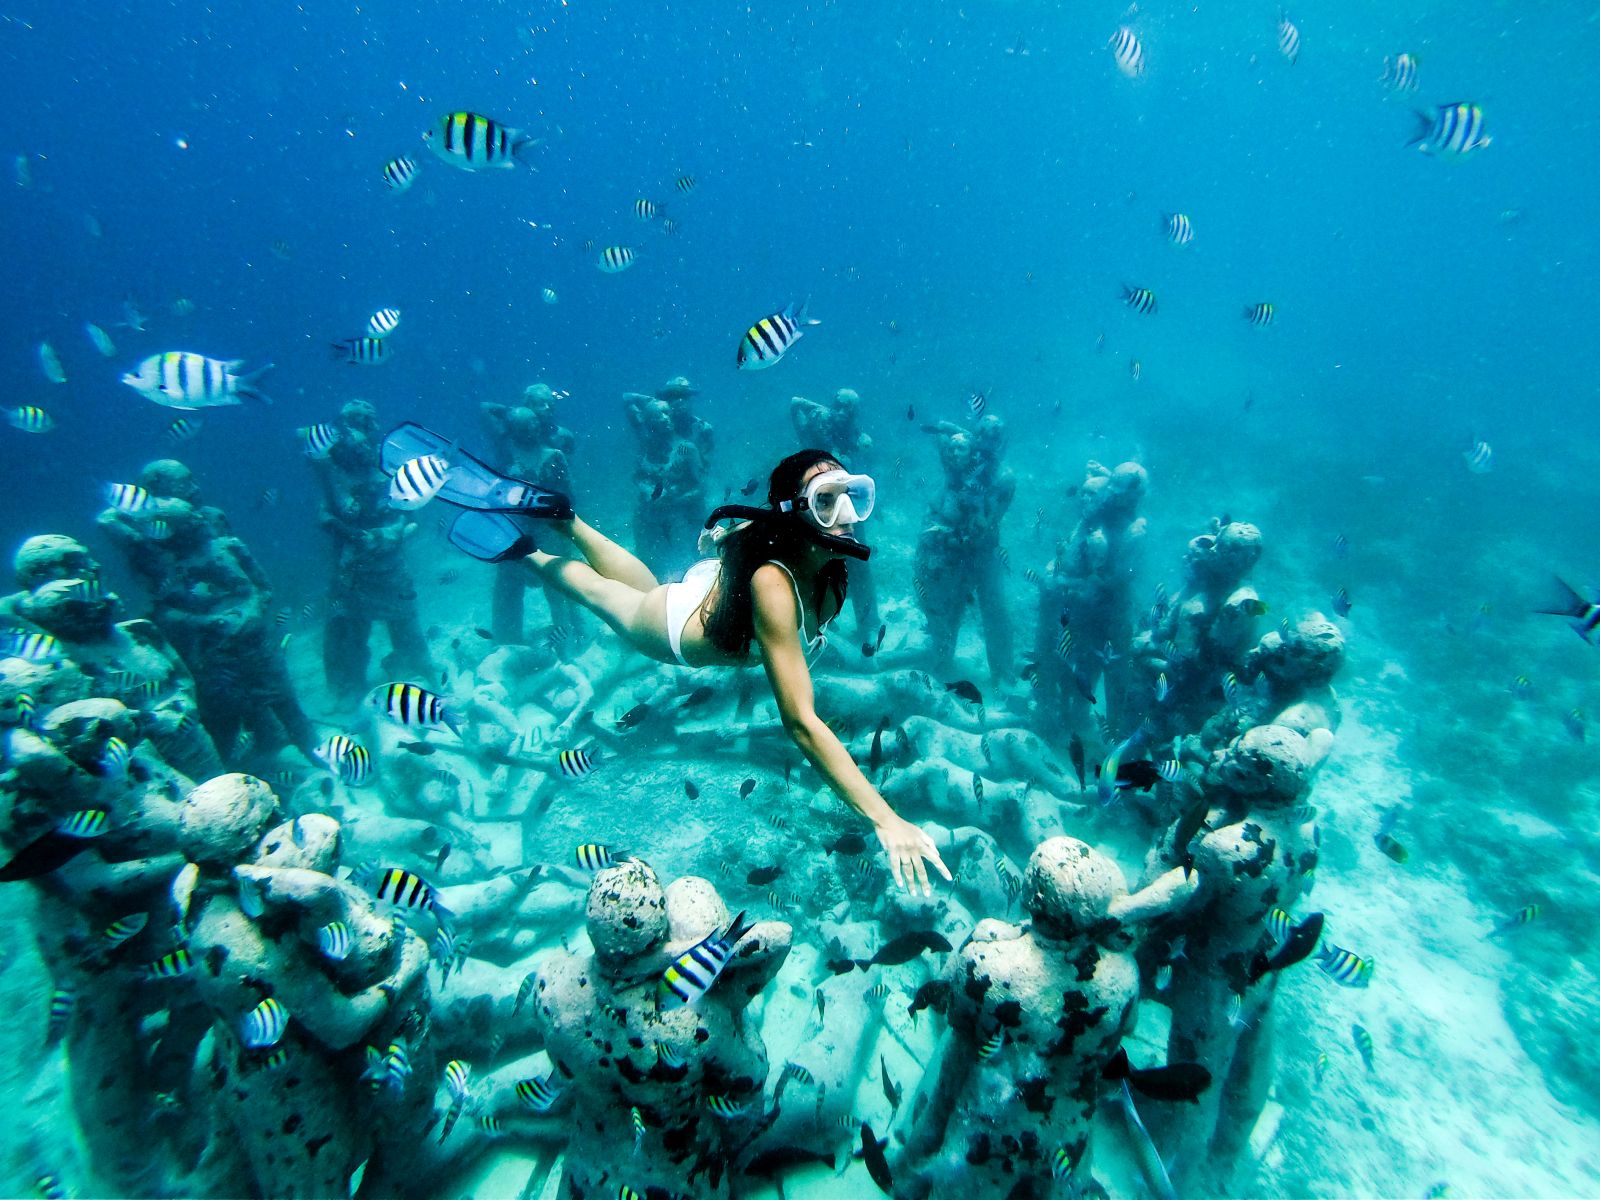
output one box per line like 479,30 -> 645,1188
389,454 -> 451,509
121,352 -> 272,409
45,986 -> 75,1047
298,422 -> 339,457
662,217 -> 680,236
367,682 -> 461,736
574,842 -> 616,871
515,1074 -> 562,1111
146,947 -> 193,978
34,1174 -> 67,1200
2,629 -> 62,662
558,748 -> 598,780
1382,53 -> 1419,92
1277,12 -> 1300,64
6,405 -> 53,433
1110,26 -> 1145,77
371,867 -> 447,919
366,307 -> 402,338
1265,907 -> 1293,943
596,245 -> 638,273
332,335 -> 390,365
705,1095 -> 748,1118
978,1029 -> 1005,1059
317,921 -> 354,961
657,1042 -> 686,1069
1409,103 -> 1490,157
1121,285 -> 1158,315
240,996 -> 289,1048
631,1105 -> 646,1150
424,111 -> 536,170
315,734 -> 372,784
1162,212 -> 1194,246
541,287 -> 558,304
633,198 -> 658,220
1156,759 -> 1183,783
99,737 -> 130,778
513,971 -> 536,1016
660,911 -> 753,1010
1051,1145 -> 1080,1181
443,1059 -> 471,1101
674,174 -> 696,193
1243,301 -> 1275,326
736,300 -> 818,370
382,154 -> 419,191
1463,439 -> 1493,474
1492,903 -> 1541,935
164,416 -> 202,444
59,810 -> 108,838
1352,1023 -> 1375,1072
1316,943 -> 1374,987
103,482 -> 152,514
15,692 -> 35,727
259,1047 -> 288,1071
1222,671 -> 1242,706
967,389 -> 987,416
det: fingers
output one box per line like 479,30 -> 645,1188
925,842 -> 954,881
889,851 -> 906,892
911,853 -> 931,896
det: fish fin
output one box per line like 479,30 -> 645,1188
235,362 -> 274,404
794,297 -> 820,327
1406,109 -> 1435,148
1534,576 -> 1589,618
723,909 -> 753,945
1101,1045 -> 1131,1081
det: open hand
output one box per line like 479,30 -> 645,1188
874,815 -> 953,897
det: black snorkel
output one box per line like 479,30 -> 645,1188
702,504 -> 872,562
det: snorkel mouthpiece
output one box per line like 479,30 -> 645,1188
702,504 -> 872,561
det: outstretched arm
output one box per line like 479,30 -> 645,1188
751,565 -> 951,895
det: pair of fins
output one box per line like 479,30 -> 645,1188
381,422 -> 572,563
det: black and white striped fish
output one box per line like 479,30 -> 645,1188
45,986 -> 75,1047
298,422 -> 339,458
1277,11 -> 1300,64
389,454 -> 452,509
369,867 -> 451,923
1243,301 -> 1275,326
122,352 -> 273,409
2,629 -> 62,661
240,997 -> 289,1048
164,416 -> 202,445
660,910 -> 753,1010
1122,285 -> 1158,315
559,748 -> 599,780
366,307 -> 402,338
674,174 -> 696,193
1382,53 -> 1418,93
516,1075 -> 562,1111
423,111 -> 538,170
317,921 -> 354,961
1162,212 -> 1194,246
6,405 -> 52,433
315,733 -> 372,784
1314,943 -> 1374,987
596,245 -> 639,273
59,810 -> 109,838
382,155 -> 419,191
367,682 -> 461,736
332,335 -> 390,365
102,912 -> 148,947
1463,438 -> 1493,474
705,1095 -> 748,1118
146,947 -> 193,979
633,198 -> 658,220
103,482 -> 152,513
1408,103 -> 1490,157
574,842 -> 616,870
1110,26 -> 1145,77
736,299 -> 818,370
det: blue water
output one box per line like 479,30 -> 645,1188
3,1 -> 1598,1197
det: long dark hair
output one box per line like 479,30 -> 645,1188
701,449 -> 851,660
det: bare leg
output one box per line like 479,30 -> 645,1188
553,517 -> 659,590
525,551 -> 674,663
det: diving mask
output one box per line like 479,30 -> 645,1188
779,470 -> 876,530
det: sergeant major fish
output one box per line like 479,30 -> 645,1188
424,111 -> 540,170
122,353 -> 273,409
736,300 -> 819,370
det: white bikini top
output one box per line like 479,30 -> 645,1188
764,559 -> 832,664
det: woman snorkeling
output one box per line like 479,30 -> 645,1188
390,424 -> 951,895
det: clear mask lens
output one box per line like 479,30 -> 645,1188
804,471 -> 875,528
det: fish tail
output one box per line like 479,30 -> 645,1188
1534,576 -> 1587,619
723,909 -> 753,945
1406,109 -> 1434,148
236,362 -> 274,404
511,136 -> 545,167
